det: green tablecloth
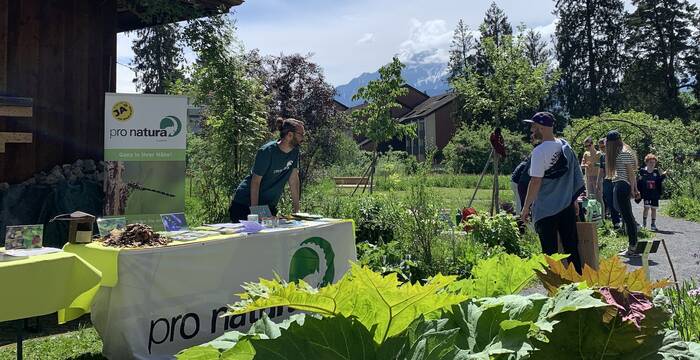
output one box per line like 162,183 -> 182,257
0,250 -> 102,323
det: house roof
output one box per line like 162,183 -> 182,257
117,0 -> 244,32
399,92 -> 457,122
332,99 -> 349,111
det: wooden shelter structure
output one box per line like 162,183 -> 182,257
0,0 -> 242,183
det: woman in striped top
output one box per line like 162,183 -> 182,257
605,130 -> 641,257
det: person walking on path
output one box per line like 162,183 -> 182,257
597,138 -> 621,228
637,153 -> 668,231
605,130 -> 641,257
581,137 -> 602,204
520,112 -> 585,273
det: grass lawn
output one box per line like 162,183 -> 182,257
0,326 -> 104,360
338,186 -> 514,213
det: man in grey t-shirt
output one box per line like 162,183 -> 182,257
229,118 -> 304,222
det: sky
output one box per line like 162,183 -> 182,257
116,0 -> 699,93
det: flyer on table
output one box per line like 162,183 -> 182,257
103,93 -> 187,230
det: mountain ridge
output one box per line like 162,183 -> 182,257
334,62 -> 451,107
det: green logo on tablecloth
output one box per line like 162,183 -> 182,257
289,237 -> 335,287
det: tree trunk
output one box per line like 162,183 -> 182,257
585,0 -> 598,114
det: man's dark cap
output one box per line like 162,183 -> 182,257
522,112 -> 555,127
606,130 -> 621,141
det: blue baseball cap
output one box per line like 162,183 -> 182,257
523,112 -> 555,127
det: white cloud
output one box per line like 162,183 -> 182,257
397,19 -> 452,64
357,33 -> 375,44
530,20 -> 557,42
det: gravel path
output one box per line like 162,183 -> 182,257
522,201 -> 699,296
623,201 -> 700,283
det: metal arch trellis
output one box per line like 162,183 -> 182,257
571,118 -> 654,147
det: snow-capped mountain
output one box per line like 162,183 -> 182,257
335,61 -> 450,107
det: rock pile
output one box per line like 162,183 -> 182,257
0,159 -> 105,190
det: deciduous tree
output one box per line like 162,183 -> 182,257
453,34 -> 558,131
352,57 -> 415,193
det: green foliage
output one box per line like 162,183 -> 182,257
443,124 -> 533,174
449,253 -> 567,298
554,0 -> 626,117
176,313 -> 308,360
667,196 -> 700,222
453,32 -> 558,131
259,53 -> 349,185
447,19 -> 476,83
624,0 -> 698,119
227,264 -> 466,344
664,279 -> 700,342
176,18 -> 269,223
181,259 -> 700,360
467,212 -> 528,256
131,23 -> 184,94
352,57 -> 416,148
404,175 -> 448,272
357,241 -> 417,283
563,111 -> 700,198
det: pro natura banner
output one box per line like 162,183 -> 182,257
88,221 -> 356,359
103,93 -> 187,229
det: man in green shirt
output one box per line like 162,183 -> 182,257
229,118 -> 304,222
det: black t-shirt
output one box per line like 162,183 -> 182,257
637,167 -> 665,200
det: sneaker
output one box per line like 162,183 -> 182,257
651,224 -> 658,231
618,248 -> 640,257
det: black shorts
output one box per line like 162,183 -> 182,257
643,199 -> 659,209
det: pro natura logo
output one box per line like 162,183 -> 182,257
288,237 -> 335,287
109,115 -> 183,139
160,116 -> 182,137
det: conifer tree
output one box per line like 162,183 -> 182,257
475,2 -> 513,76
523,29 -> 549,68
554,0 -> 626,117
623,0 -> 698,117
447,19 -> 476,83
131,23 -> 184,94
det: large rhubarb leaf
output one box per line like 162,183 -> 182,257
245,315 -> 378,360
227,263 -> 466,344
176,314 -> 307,360
536,256 -> 671,296
449,253 -> 567,298
530,288 -> 690,360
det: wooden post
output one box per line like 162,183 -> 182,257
490,148 -> 500,216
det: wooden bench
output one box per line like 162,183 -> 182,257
333,177 -> 369,188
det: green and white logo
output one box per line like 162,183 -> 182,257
289,237 -> 335,287
160,116 -> 182,138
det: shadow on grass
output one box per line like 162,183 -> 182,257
67,354 -> 107,360
0,314 -> 93,346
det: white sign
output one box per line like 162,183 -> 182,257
88,221 -> 356,360
104,93 -> 188,150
